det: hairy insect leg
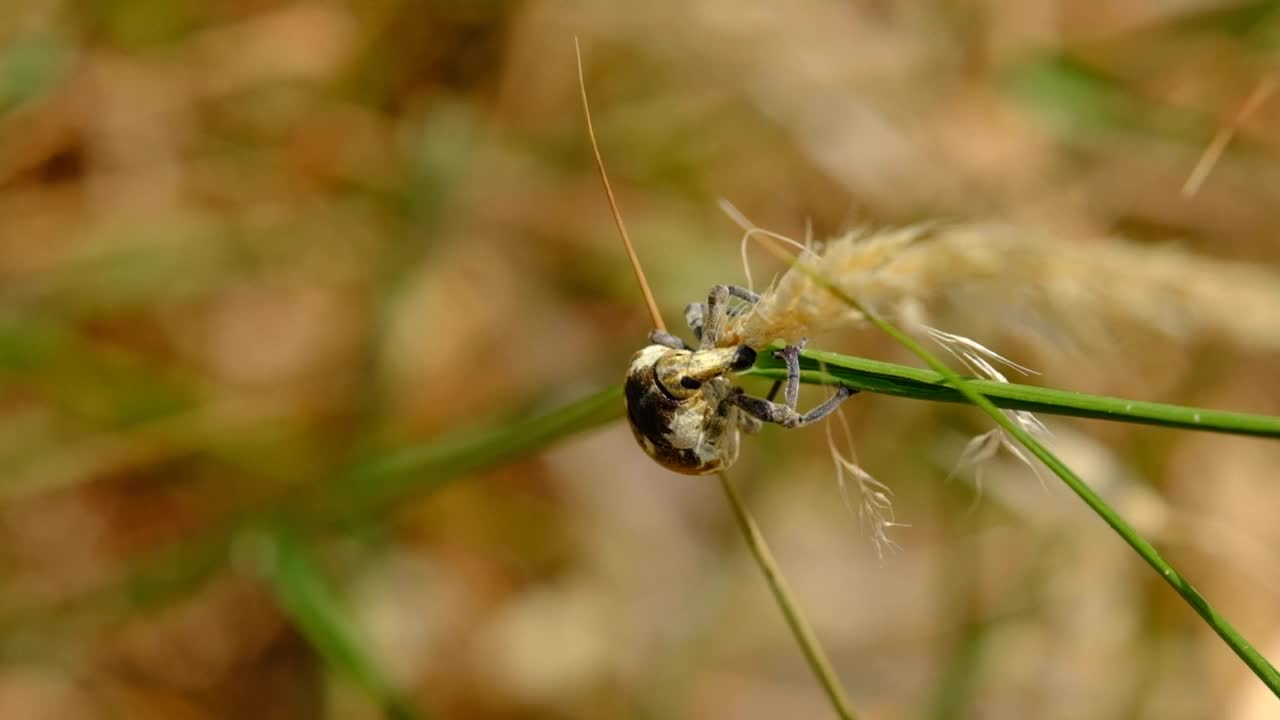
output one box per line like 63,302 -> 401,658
739,339 -> 856,427
729,385 -> 854,429
747,378 -> 782,433
698,285 -> 761,349
684,303 -> 705,343
726,285 -> 760,304
774,341 -> 807,410
649,330 -> 688,349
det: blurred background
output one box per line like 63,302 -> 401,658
2,1 -> 1280,718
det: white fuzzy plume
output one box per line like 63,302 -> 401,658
722,223 -> 1280,355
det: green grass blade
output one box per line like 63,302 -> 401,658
0,387 -> 625,636
783,263 -> 1280,697
259,527 -> 426,720
328,385 -> 623,523
717,471 -> 859,720
747,349 -> 1280,438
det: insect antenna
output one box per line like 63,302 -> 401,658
574,38 -> 667,333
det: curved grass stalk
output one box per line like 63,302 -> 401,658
770,251 -> 1280,698
717,471 -> 858,720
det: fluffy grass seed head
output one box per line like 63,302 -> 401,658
725,222 -> 1280,357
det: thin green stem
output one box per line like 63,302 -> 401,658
747,349 -> 1280,438
785,258 -> 1280,697
716,471 -> 858,720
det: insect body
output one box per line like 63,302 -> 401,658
574,41 -> 852,475
624,284 -> 853,475
623,343 -> 754,474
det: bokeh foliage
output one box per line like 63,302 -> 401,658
1,1 -> 1280,718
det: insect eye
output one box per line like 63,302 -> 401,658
680,377 -> 703,390
730,345 -> 757,371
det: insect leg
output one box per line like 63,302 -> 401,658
728,385 -> 854,429
688,285 -> 758,347
737,363 -> 773,430
684,302 -> 704,342
799,386 -> 854,424
649,330 -> 688,349
700,285 -> 760,349
699,286 -> 728,349
774,341 -> 807,410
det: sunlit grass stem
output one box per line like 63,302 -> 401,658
716,471 -> 858,720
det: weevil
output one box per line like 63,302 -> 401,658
575,40 -> 852,475
624,284 -> 853,475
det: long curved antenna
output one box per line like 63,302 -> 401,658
575,37 -> 667,333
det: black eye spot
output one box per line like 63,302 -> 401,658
680,377 -> 703,390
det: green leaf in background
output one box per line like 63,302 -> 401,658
0,32 -> 73,112
1003,52 -> 1208,144
257,526 -> 426,720
0,386 -> 624,634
